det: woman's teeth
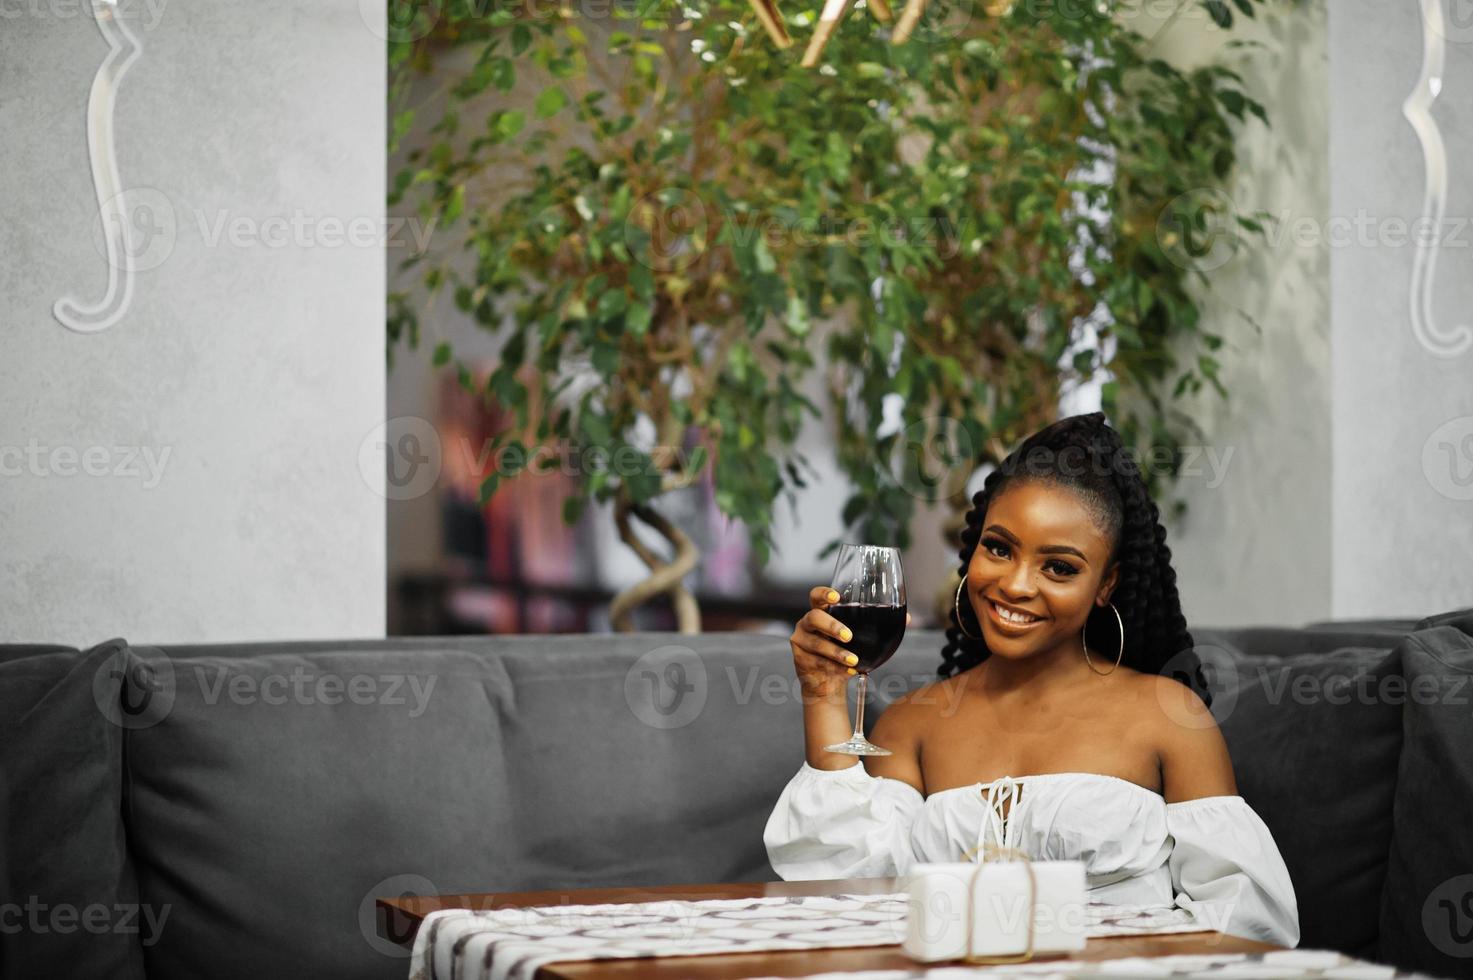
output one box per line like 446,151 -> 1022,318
991,601 -> 1042,625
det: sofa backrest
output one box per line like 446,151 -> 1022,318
115,633 -> 816,980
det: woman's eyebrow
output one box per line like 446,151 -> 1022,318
984,524 -> 1089,561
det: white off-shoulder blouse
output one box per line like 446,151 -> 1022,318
763,763 -> 1300,948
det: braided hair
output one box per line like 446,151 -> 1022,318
938,411 -> 1211,706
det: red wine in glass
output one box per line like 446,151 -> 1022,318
831,602 -> 908,674
824,543 -> 907,757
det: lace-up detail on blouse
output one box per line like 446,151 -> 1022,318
975,776 -> 1024,855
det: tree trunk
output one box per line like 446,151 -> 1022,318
609,489 -> 702,633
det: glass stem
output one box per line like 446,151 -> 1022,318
851,672 -> 868,741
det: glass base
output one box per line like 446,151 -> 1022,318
824,736 -> 892,756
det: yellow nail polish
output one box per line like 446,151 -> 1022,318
847,667 -> 857,675
841,628 -> 853,642
845,653 -> 858,666
827,590 -> 840,603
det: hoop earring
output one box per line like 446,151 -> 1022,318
1082,602 -> 1124,675
954,577 -> 984,639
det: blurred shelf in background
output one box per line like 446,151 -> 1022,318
393,570 -> 810,636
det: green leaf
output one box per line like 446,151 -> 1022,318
535,87 -> 569,119
562,495 -> 586,525
390,109 -> 415,150
478,471 -> 500,506
432,341 -> 452,366
626,300 -> 652,336
591,340 -> 619,375
784,293 -> 810,337
823,132 -> 852,182
1135,279 -> 1154,312
628,264 -> 654,300
595,288 -> 628,320
444,184 -> 465,223
495,110 -> 525,139
511,23 -> 532,55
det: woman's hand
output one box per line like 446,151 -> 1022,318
790,586 -> 860,701
789,586 -> 913,701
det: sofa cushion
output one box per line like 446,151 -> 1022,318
1204,638 -> 1403,958
119,633 -> 810,980
1378,622 -> 1473,978
0,639 -> 145,980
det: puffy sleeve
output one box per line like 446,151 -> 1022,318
1165,796 -> 1301,948
762,761 -> 925,880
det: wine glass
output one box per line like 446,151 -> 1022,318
823,543 -> 908,757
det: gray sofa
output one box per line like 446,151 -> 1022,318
3,610 -> 1472,979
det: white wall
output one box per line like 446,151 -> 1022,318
0,1 -> 387,645
1328,0 -> 1473,618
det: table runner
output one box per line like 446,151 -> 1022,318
741,949 -> 1446,978
407,893 -> 1211,980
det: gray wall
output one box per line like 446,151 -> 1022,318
0,1 -> 387,644
1329,0 -> 1473,619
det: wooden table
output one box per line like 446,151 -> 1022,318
377,877 -> 1280,979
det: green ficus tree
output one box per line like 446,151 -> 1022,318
387,0 -> 1272,630
815,0 -> 1275,570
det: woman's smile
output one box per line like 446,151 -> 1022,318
984,596 -> 1048,633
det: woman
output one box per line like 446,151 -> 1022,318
763,412 -> 1300,948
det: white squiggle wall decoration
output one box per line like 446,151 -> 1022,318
1401,0 -> 1473,359
53,0 -> 143,334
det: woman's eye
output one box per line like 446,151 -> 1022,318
981,537 -> 1079,577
